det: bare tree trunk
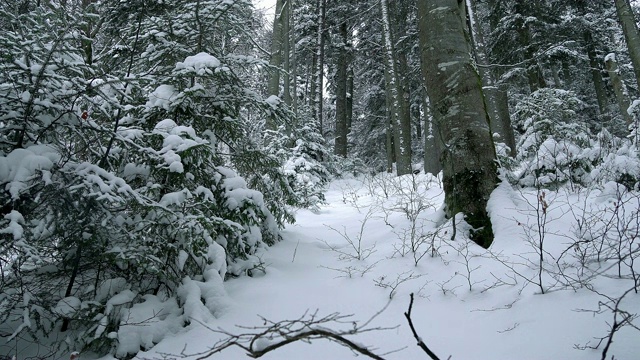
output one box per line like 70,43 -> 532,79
290,0 -> 298,116
413,102 -> 422,140
392,0 -> 414,175
584,31 -> 609,115
380,0 -> 412,176
605,53 -> 634,129
283,0 -> 292,106
346,66 -> 354,132
386,117 -> 395,173
614,0 -> 640,89
314,0 -> 326,134
266,0 -> 285,130
417,0 -> 498,248
385,86 -> 395,173
268,0 -> 285,97
422,94 -> 442,175
334,21 -> 348,157
466,0 -> 516,156
310,53 -> 317,110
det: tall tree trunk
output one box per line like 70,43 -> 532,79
283,0 -> 292,106
81,0 -> 95,65
574,0 -> 609,116
268,0 -> 285,97
614,0 -> 640,89
391,0 -> 414,175
386,117 -> 395,173
290,0 -> 298,116
310,53 -> 317,111
605,53 -> 634,129
266,0 -> 285,130
413,102 -> 422,140
518,25 -> 546,93
346,66 -> 354,132
380,0 -> 412,176
466,0 -> 516,156
585,31 -> 609,114
334,21 -> 348,157
417,0 -> 498,248
422,94 -> 442,175
314,0 -> 326,134
511,2 -> 546,93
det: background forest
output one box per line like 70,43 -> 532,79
1,0 -> 639,359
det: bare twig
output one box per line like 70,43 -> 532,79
404,293 -> 441,360
180,307 -> 397,360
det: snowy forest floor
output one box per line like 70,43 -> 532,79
131,174 -> 638,360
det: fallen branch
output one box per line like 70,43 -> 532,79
180,307 -> 397,360
404,293 -> 441,360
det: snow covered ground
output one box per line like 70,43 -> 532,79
126,174 -> 638,360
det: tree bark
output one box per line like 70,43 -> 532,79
346,66 -> 354,132
310,51 -> 317,112
290,0 -> 298,116
605,53 -> 634,129
334,21 -> 348,157
283,0 -> 292,106
416,0 -> 498,248
380,0 -> 412,176
266,0 -> 285,130
314,0 -> 326,134
422,94 -> 442,175
466,0 -> 516,157
386,117 -> 395,173
268,0 -> 285,98
614,0 -> 640,90
585,30 -> 609,114
391,0 -> 414,175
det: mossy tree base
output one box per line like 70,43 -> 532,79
442,130 -> 499,249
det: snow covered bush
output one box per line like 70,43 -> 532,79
283,121 -> 332,203
237,122 -> 331,224
0,1 -> 319,357
588,130 -> 640,189
513,88 -> 594,189
0,120 -> 278,355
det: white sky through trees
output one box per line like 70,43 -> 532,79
253,0 -> 276,18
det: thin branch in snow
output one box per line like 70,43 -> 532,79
404,293 -> 442,360
169,304 -> 399,360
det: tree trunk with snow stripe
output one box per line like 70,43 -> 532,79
416,0 -> 498,248
380,0 -> 412,176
